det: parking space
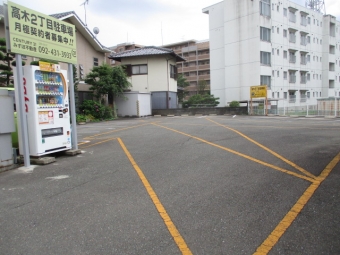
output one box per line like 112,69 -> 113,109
0,116 -> 339,254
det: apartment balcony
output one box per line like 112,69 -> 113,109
289,95 -> 296,103
182,66 -> 197,72
197,54 -> 209,60
300,95 -> 307,102
198,64 -> 210,70
186,76 -> 198,82
198,74 -> 210,80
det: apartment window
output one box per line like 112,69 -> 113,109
289,30 -> 296,43
301,15 -> 307,26
307,36 -> 310,43
308,17 -> 311,24
283,71 -> 287,79
307,55 -> 310,62
283,8 -> 287,16
272,48 -> 275,55
289,71 -> 296,83
170,64 -> 178,79
277,49 -> 279,55
307,73 -> 310,81
277,27 -> 279,34
132,64 -> 148,75
300,72 -> 307,84
277,71 -> 280,77
277,5 -> 279,12
93,57 -> 98,66
260,27 -> 271,42
330,45 -> 335,54
329,63 -> 335,71
301,53 -> 307,65
300,33 -> 307,46
260,51 -> 271,66
283,29 -> 287,37
260,75 -> 271,89
260,0 -> 271,17
283,50 -> 287,59
272,3 -> 274,10
289,51 -> 296,63
272,70 -> 275,76
272,26 -> 275,33
289,10 -> 296,23
284,92 -> 287,99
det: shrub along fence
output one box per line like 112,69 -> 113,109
152,107 -> 248,116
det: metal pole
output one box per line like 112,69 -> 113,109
335,97 -> 337,117
15,54 -> 30,167
68,63 -> 78,150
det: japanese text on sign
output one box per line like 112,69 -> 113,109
250,85 -> 267,98
6,1 -> 77,64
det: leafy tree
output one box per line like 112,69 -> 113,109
177,74 -> 189,103
183,94 -> 219,108
85,64 -> 131,117
229,101 -> 240,107
0,38 -> 25,87
198,79 -> 208,95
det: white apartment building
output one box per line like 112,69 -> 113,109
203,0 -> 340,111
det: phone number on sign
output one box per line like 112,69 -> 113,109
38,46 -> 74,59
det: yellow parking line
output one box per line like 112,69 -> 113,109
253,152 -> 340,254
206,118 -> 316,179
84,123 -> 149,140
117,138 -> 193,255
80,137 -> 116,148
152,123 -> 314,183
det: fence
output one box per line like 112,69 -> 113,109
250,98 -> 340,117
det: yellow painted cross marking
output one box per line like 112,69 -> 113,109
152,123 -> 314,183
254,152 -> 340,254
118,138 -> 193,255
206,118 -> 316,179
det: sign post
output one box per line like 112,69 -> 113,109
250,85 -> 268,116
4,1 -> 78,166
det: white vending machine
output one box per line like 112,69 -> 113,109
17,65 -> 72,156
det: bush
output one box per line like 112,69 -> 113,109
79,100 -> 105,120
229,101 -> 240,107
183,94 -> 220,108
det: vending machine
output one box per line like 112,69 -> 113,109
16,65 -> 72,156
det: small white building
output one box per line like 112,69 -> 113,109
203,0 -> 340,112
108,46 -> 185,116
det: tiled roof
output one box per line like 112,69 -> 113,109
50,11 -> 76,19
108,46 -> 186,62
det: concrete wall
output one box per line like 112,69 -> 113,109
115,92 -> 151,117
152,107 -> 248,116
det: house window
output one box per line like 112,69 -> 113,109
260,75 -> 271,89
132,64 -> 148,75
170,64 -> 178,80
93,57 -> 98,66
260,27 -> 271,42
260,0 -> 271,17
260,51 -> 271,66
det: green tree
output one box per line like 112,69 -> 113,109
0,38 -> 25,87
183,94 -> 219,108
198,79 -> 208,95
85,64 -> 131,117
177,74 -> 189,103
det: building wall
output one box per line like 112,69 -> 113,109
204,0 -> 340,108
162,40 -> 210,96
120,56 -> 177,93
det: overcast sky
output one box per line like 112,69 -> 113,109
7,0 -> 340,48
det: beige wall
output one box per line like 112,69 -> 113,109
121,55 -> 177,93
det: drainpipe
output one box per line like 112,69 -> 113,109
166,58 -> 169,109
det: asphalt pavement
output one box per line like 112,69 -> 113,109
0,115 -> 339,255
